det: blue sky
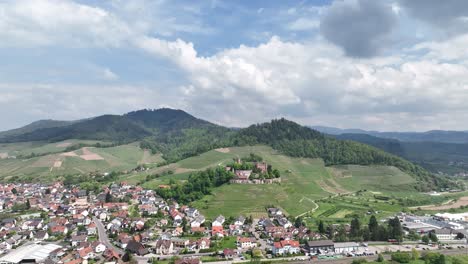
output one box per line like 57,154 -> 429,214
1,0 -> 468,131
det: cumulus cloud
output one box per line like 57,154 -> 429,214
135,34 -> 468,130
320,0 -> 397,57
286,18 -> 320,31
399,0 -> 468,34
2,0 -> 468,131
0,0 -> 132,47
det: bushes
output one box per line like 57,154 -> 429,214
391,252 -> 411,263
351,259 -> 368,264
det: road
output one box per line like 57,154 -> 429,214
93,217 -> 124,256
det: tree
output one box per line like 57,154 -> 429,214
182,218 -> 188,233
350,217 -> 362,240
105,192 -> 113,203
318,220 -> 325,234
294,217 -> 303,228
376,254 -> 384,262
391,252 -> 411,263
11,188 -> 17,195
422,235 -> 430,244
411,248 -> 419,260
456,232 -> 465,239
388,217 -> 403,242
25,199 -> 30,210
368,215 -> 379,241
428,232 -> 438,243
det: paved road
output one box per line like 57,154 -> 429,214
93,217 -> 124,255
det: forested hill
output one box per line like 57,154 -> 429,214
336,133 -> 468,175
236,119 -> 451,191
0,109 -> 454,190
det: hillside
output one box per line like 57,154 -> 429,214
313,125 -> 468,143
0,119 -> 75,139
236,119 -> 450,191
336,133 -> 468,175
0,109 -> 454,191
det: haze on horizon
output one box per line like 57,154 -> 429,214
1,0 -> 468,132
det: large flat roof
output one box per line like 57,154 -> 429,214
0,243 -> 62,264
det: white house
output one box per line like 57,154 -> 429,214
334,242 -> 361,254
237,237 -> 256,249
434,229 -> 457,241
213,215 -> 225,227
272,240 -> 300,255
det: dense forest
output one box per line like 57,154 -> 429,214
155,167 -> 234,203
336,133 -> 468,175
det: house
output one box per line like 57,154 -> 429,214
175,258 -> 201,264
334,242 -> 361,254
103,249 -> 121,262
191,216 -> 205,228
155,239 -> 174,255
255,162 -> 268,173
78,246 -> 95,260
237,237 -> 256,249
34,230 -> 49,241
223,249 -> 236,259
71,235 -> 88,247
212,226 -> 224,237
212,215 -> 225,227
126,240 -> 148,256
277,218 -> 292,229
434,228 -> 457,241
267,208 -> 283,216
272,240 -> 300,255
234,216 -> 245,226
186,208 -> 199,218
50,225 -> 68,235
172,238 -> 190,248
87,223 -> 97,236
197,237 -> 211,250
91,242 -> 106,253
306,240 -> 334,254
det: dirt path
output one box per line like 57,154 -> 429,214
296,196 -> 319,218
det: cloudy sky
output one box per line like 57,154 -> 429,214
1,0 -> 468,131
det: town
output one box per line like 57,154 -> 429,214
0,182 -> 468,264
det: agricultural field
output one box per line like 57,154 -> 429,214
0,141 -> 163,182
329,165 -> 416,192
0,139 -> 106,157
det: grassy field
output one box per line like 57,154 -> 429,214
0,141 -> 163,182
329,165 -> 416,192
189,146 -> 340,218
1,141 -> 463,221
0,139 -> 106,157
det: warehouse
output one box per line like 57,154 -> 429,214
0,243 -> 62,264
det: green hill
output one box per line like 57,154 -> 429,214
336,133 -> 468,175
0,108 -> 456,192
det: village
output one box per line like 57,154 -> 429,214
0,181 -> 468,264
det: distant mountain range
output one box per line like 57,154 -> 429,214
310,126 -> 468,175
311,126 -> 468,144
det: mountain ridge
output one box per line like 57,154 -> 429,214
0,108 -> 455,191
311,125 -> 468,144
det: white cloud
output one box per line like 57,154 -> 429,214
0,0 -> 132,47
2,0 -> 468,131
287,18 -> 320,31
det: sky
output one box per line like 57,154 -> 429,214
1,0 -> 468,131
